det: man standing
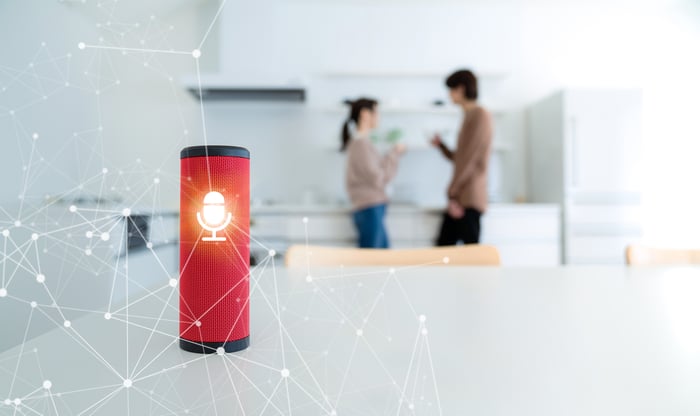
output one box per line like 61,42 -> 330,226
431,69 -> 493,245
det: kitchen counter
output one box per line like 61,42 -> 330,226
251,202 -> 559,215
250,203 -> 562,266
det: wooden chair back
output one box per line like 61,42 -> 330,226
284,244 -> 501,268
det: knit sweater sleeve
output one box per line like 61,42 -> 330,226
349,139 -> 400,189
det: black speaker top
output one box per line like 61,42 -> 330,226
180,145 -> 250,159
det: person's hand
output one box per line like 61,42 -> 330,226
430,134 -> 442,147
394,143 -> 407,155
447,199 -> 465,219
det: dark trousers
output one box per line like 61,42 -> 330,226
435,208 -> 482,246
353,204 -> 389,248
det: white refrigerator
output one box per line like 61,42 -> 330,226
527,89 -> 644,264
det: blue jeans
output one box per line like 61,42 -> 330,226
353,204 -> 389,248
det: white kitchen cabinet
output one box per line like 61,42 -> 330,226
250,204 -> 560,266
527,89 -> 644,264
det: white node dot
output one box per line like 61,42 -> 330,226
78,42 -> 86,49
85,231 -> 93,238
389,268 -> 396,274
268,249 -> 276,257
419,314 -> 427,323
123,379 -> 132,388
0,288 -> 7,297
101,232 -> 110,241
305,275 -> 313,283
69,205 -> 77,213
13,398 -> 20,406
153,178 -> 160,184
442,256 -> 450,264
421,328 -> 428,336
146,242 -> 153,249
331,410 -> 337,416
102,168 -> 108,174
13,220 -> 21,227
169,278 -> 177,287
2,230 -> 8,237
31,233 -> 38,240
32,133 -> 39,140
302,217 -> 309,224
216,347 -> 225,355
195,321 -> 201,327
36,274 -> 45,283
63,320 -> 71,328
30,301 -> 37,308
43,380 -> 52,389
280,368 -> 290,378
191,49 -> 201,58
356,329 -> 364,337
122,208 -> 131,217
409,403 -> 415,410
84,249 -> 92,256
104,312 -> 111,320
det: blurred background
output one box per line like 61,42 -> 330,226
1,0 -> 699,268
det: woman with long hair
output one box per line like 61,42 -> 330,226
342,98 -> 405,248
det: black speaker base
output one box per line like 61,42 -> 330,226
179,336 -> 250,354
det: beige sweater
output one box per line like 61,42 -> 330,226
438,106 -> 493,213
345,136 -> 400,210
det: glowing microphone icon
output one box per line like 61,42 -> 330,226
196,191 -> 232,241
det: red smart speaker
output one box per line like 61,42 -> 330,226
179,145 -> 250,353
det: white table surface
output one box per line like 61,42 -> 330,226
2,265 -> 700,415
